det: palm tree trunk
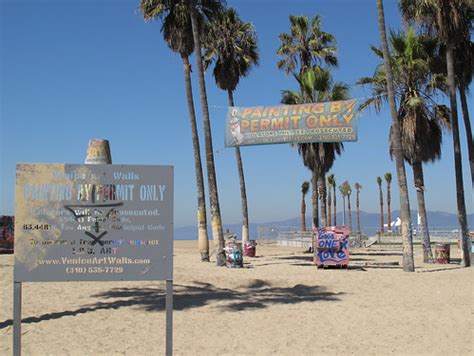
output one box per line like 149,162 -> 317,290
182,55 -> 209,262
317,145 -> 327,227
327,189 -> 332,227
377,0 -> 414,271
356,190 -> 361,234
412,161 -> 433,263
301,193 -> 306,232
333,185 -> 337,226
318,173 -> 327,227
379,186 -> 384,234
312,171 -> 319,228
342,195 -> 346,226
189,1 -> 225,266
459,86 -> 474,187
227,90 -> 250,242
311,171 -> 318,253
446,43 -> 471,267
327,200 -> 330,226
387,185 -> 391,232
347,193 -> 352,231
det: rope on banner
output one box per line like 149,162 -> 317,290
209,105 -> 231,110
208,92 -> 387,110
215,146 -> 226,155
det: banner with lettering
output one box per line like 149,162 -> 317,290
225,99 -> 359,147
14,163 -> 173,282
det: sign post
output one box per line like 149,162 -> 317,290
13,163 -> 173,355
13,281 -> 21,356
166,279 -> 173,355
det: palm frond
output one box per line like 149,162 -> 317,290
277,14 -> 337,75
202,6 -> 259,91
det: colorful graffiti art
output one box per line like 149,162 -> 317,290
314,226 -> 350,267
0,216 -> 15,253
225,241 -> 243,268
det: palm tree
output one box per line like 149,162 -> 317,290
310,171 -> 319,252
331,175 -> 337,225
399,0 -> 471,267
311,172 -> 319,229
428,38 -> 474,185
359,29 -> 450,262
455,40 -> 474,185
202,7 -> 259,243
377,176 -> 384,234
384,172 -> 392,232
301,181 -> 310,231
400,0 -> 474,185
346,182 -> 353,231
339,182 -> 348,226
277,15 -> 337,76
375,0 -> 414,271
327,175 -> 333,226
277,14 -> 341,229
140,0 -> 221,262
186,0 -> 228,266
281,67 -> 347,228
293,142 -> 343,228
355,182 -> 362,234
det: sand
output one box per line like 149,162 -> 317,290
0,241 -> 472,355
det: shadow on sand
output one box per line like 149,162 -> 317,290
358,264 -> 402,270
275,254 -> 379,267
351,251 -> 402,257
276,255 -> 313,262
0,279 -> 342,329
416,265 -> 464,273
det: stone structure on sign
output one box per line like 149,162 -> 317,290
85,139 -> 112,164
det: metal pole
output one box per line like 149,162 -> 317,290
13,281 -> 22,356
165,279 -> 173,356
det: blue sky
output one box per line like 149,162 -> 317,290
1,0 -> 472,228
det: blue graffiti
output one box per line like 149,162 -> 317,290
226,251 -> 242,266
318,230 -> 335,240
315,227 -> 349,265
340,239 -> 348,249
317,239 -> 340,249
317,249 -> 347,263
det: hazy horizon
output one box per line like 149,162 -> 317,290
173,209 -> 473,229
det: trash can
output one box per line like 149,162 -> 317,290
314,226 -> 351,267
434,243 -> 450,264
243,240 -> 257,257
225,241 -> 243,268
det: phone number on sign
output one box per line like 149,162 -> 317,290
65,266 -> 124,274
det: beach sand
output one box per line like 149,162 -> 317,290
1,240 -> 472,355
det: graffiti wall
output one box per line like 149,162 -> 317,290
314,226 -> 350,267
0,216 -> 15,253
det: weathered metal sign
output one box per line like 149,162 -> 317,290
14,163 -> 173,282
225,99 -> 359,147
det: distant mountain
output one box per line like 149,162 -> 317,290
174,210 -> 474,240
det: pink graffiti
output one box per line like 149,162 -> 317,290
313,226 -> 350,267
